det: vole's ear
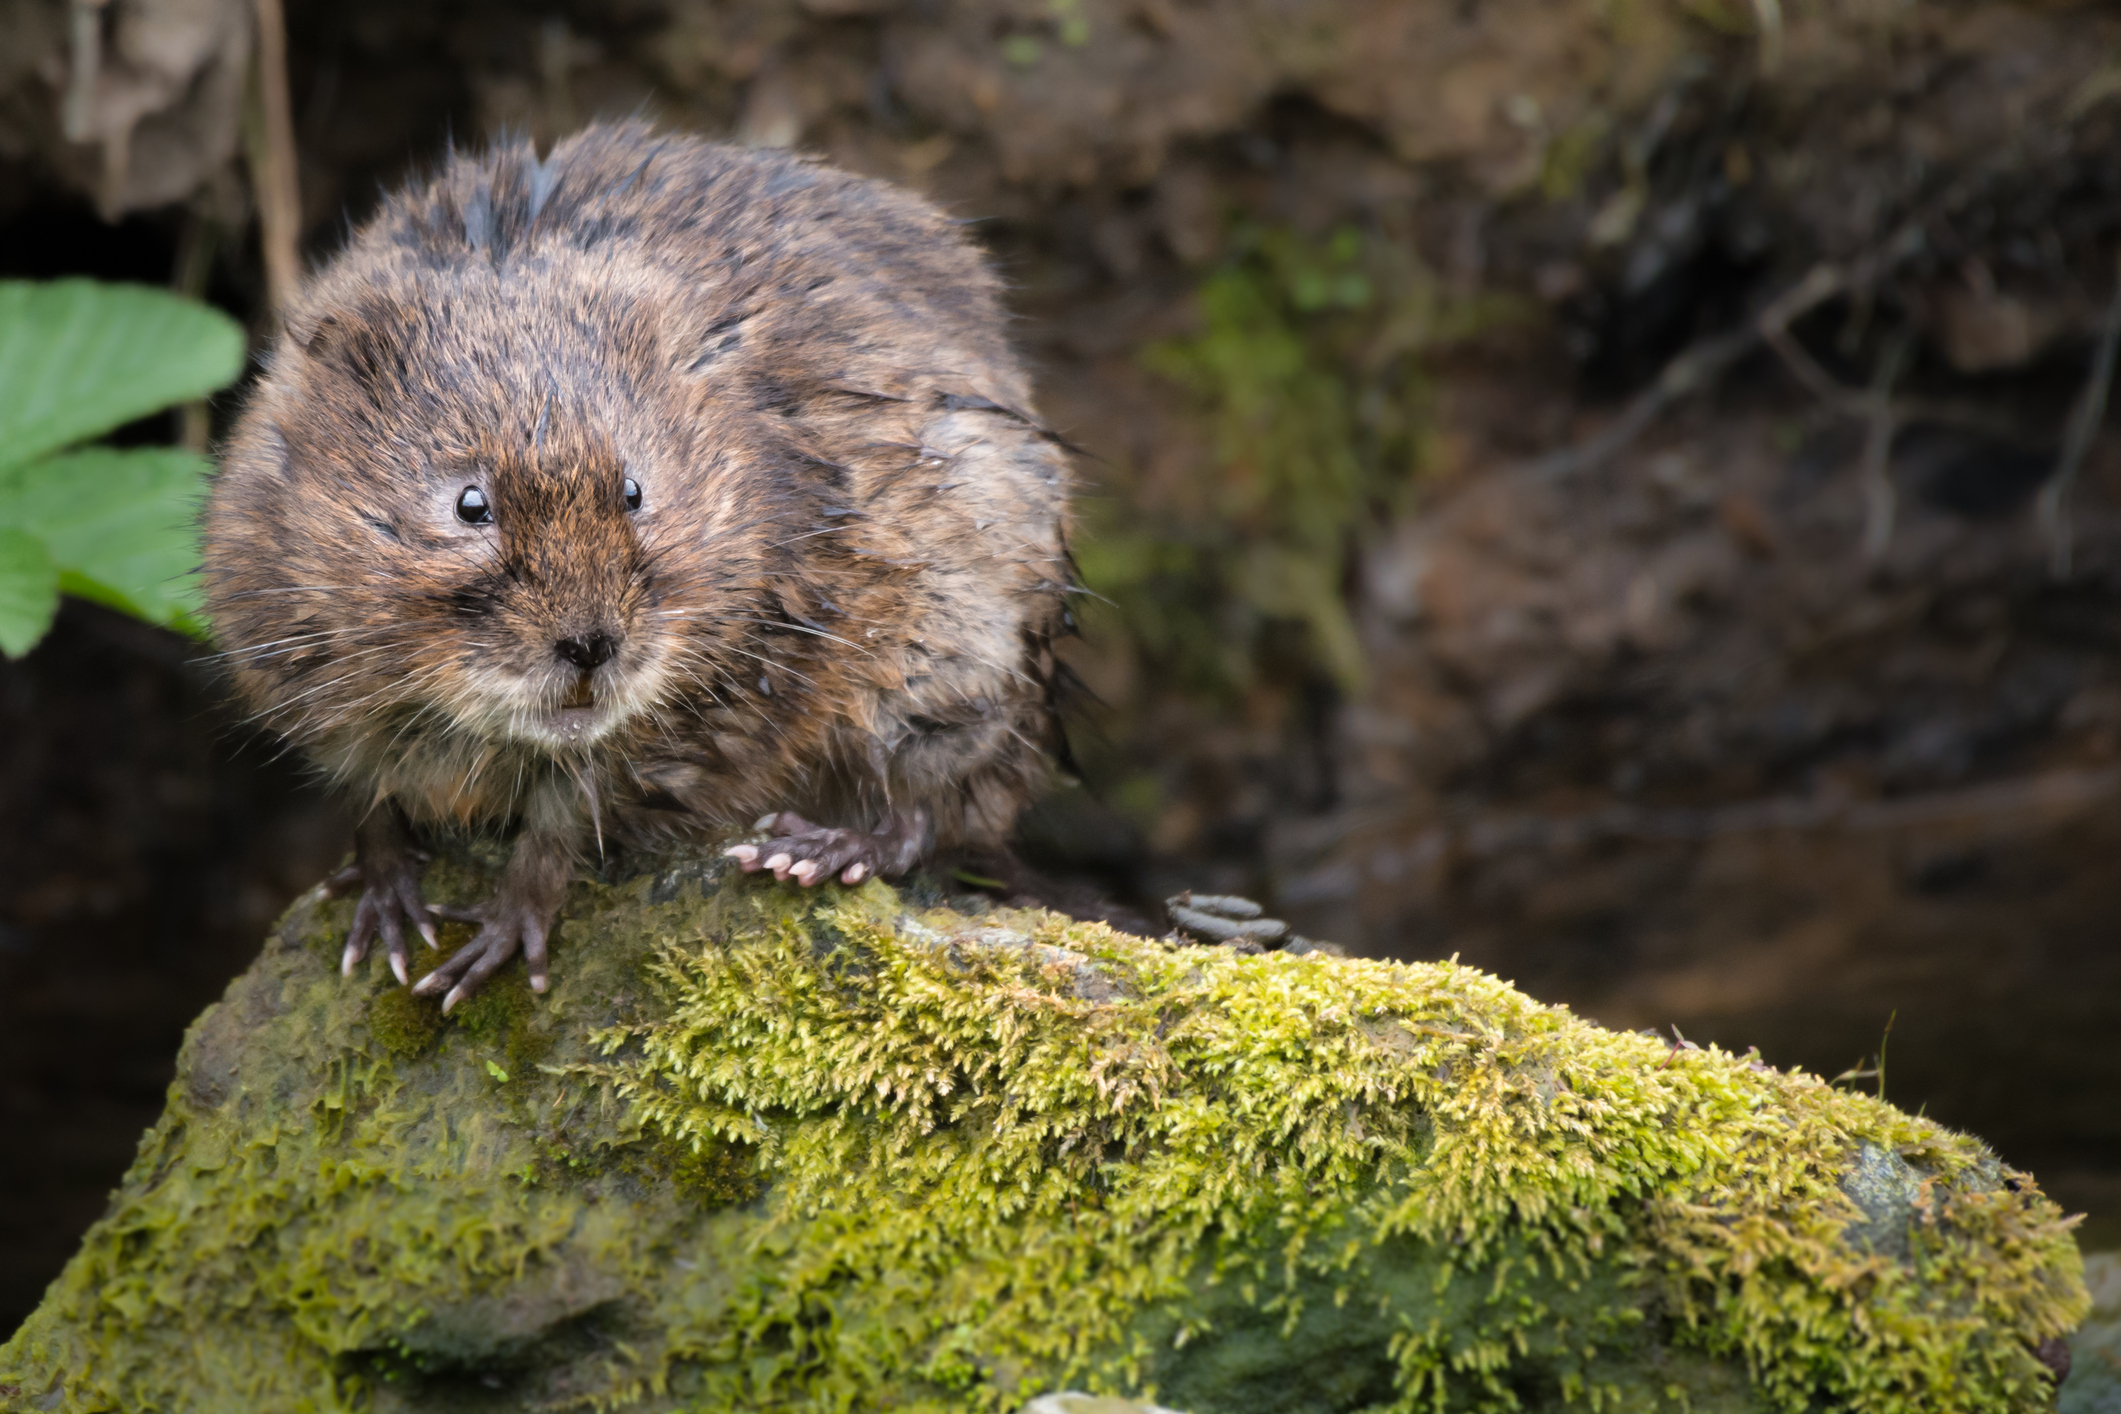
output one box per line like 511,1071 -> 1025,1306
294,304 -> 415,410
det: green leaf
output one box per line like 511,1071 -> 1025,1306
0,279 -> 246,473
0,527 -> 60,657
485,1060 -> 510,1083
0,446 -> 212,632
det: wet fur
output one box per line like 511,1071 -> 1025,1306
206,124 -> 1073,921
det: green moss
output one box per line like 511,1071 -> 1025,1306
1082,225 -> 1519,712
583,891 -> 2085,1412
365,981 -> 445,1060
0,858 -> 2088,1413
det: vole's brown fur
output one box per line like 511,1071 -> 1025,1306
205,123 -> 1074,1008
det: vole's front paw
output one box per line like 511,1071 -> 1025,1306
415,891 -> 557,1013
724,810 -> 921,887
327,853 -> 438,987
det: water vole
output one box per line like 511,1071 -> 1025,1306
205,123 -> 1074,1009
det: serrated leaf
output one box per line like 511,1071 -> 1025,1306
0,446 -> 211,631
0,280 -> 246,473
0,527 -> 60,657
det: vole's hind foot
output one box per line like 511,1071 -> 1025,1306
1166,891 -> 1339,956
725,808 -> 931,887
334,813 -> 438,987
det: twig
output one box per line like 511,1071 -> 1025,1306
61,0 -> 108,143
1763,308 -> 1861,412
1875,1009 -> 1895,1102
2035,250 -> 2121,579
1762,316 -> 2038,553
245,0 -> 301,316
1531,263 -> 1847,481
63,0 -> 135,218
1527,325 -> 1755,482
1522,90 -> 2080,484
171,207 -> 220,454
1747,0 -> 1784,77
1859,332 -> 1911,562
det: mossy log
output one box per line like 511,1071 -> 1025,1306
0,852 -> 2089,1412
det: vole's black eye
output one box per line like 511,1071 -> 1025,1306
455,486 -> 492,524
622,476 -> 642,512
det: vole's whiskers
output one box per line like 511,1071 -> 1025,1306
211,623 -> 403,668
249,647 -> 402,718
699,640 -> 822,691
218,584 -> 368,600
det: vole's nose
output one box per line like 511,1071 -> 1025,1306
555,631 -> 618,670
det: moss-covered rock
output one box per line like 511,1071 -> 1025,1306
2061,1254 -> 2121,1413
0,852 -> 2090,1412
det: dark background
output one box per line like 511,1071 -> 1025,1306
6,0 -> 2121,1333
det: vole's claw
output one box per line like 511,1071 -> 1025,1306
523,920 -> 551,994
337,853 -> 438,987
741,809 -> 926,889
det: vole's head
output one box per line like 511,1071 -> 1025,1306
206,283 -> 770,775
396,421 -> 665,752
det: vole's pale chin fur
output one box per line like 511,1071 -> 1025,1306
202,121 -> 1076,1005
457,653 -> 673,752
